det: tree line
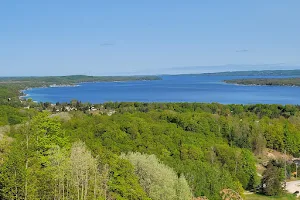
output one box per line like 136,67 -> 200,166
225,77 -> 300,87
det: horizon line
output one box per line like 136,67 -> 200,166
2,68 -> 300,78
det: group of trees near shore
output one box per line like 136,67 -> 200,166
2,102 -> 300,199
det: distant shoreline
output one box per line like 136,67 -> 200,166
224,77 -> 300,87
14,75 -> 161,102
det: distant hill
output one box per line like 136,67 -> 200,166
0,75 -> 161,84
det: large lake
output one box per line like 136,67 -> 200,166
24,75 -> 300,104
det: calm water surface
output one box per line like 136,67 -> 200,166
24,75 -> 300,104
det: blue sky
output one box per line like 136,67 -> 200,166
1,1 -> 300,76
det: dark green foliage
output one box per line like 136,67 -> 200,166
0,106 -> 29,125
261,160 -> 285,196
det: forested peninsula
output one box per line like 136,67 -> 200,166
224,77 -> 300,87
0,75 -> 161,105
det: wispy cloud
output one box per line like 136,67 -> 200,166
235,49 -> 249,53
172,63 -> 288,70
100,42 -> 115,46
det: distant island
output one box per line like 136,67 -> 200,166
197,69 -> 300,87
198,69 -> 300,76
224,77 -> 300,87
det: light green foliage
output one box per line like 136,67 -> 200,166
68,141 -> 104,200
0,113 -> 68,199
0,143 -> 26,200
47,146 -> 70,200
30,112 -> 67,150
177,175 -> 193,200
0,132 -> 11,165
122,152 -> 193,200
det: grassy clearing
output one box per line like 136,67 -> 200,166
245,193 -> 297,200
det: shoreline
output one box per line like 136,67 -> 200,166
18,78 -> 161,102
20,84 -> 82,101
223,80 -> 300,87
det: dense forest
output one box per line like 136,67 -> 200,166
1,101 -> 300,199
224,77 -> 300,87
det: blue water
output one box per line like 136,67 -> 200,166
24,75 -> 300,104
